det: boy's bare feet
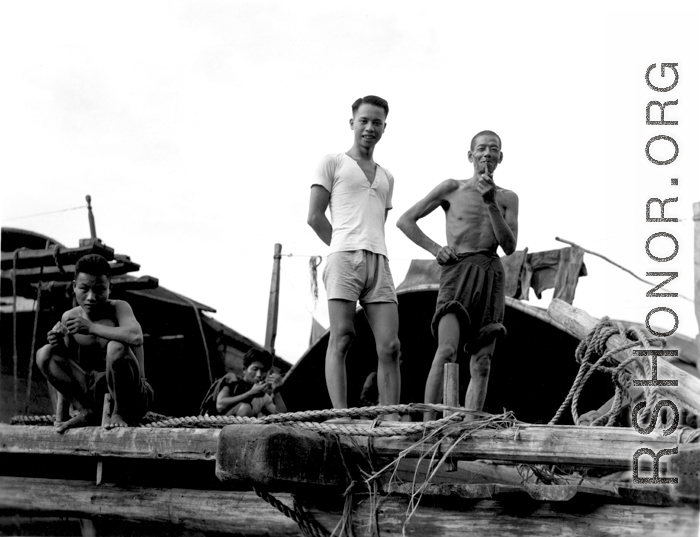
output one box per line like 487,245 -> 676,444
106,412 -> 129,429
56,409 -> 96,434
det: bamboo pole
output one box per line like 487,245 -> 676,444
548,298 -> 700,415
694,202 -> 700,361
265,243 -> 282,355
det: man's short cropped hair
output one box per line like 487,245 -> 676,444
244,348 -> 273,371
351,95 -> 389,118
74,254 -> 111,279
470,130 -> 502,151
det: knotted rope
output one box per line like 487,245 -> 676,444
549,317 -> 665,427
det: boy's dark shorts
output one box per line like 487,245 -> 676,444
431,250 -> 507,355
86,370 -> 154,419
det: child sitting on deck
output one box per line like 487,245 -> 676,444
200,349 -> 287,417
36,254 -> 153,433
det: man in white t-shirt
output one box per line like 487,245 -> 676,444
307,95 -> 401,420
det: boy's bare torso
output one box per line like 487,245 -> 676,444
441,178 -> 514,254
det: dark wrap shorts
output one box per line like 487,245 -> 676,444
431,250 -> 507,355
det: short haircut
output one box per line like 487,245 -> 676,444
244,348 -> 273,371
470,130 -> 502,151
351,95 -> 389,118
74,254 -> 111,279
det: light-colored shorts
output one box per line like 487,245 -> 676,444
323,250 -> 397,304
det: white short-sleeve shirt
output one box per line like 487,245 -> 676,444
312,153 -> 394,256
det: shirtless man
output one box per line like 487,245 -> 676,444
307,95 -> 401,418
397,130 -> 518,421
36,254 -> 152,432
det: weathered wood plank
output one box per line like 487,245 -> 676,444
0,425 -> 219,461
0,477 -> 301,536
345,494 -> 699,537
338,423 -> 682,469
216,424 -> 348,491
548,299 -> 700,415
0,423 -> 685,471
1,476 -> 696,537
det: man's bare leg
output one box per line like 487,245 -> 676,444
105,341 -> 141,428
463,339 -> 497,422
364,302 -> 401,421
423,314 -> 460,421
36,344 -> 95,433
325,299 -> 357,409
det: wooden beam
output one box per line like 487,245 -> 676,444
0,425 -> 219,461
548,298 -> 700,415
0,476 -> 697,537
0,243 -> 115,271
0,477 -> 301,536
338,423 -> 683,469
216,424 -> 348,491
1,260 -> 140,285
0,422 -> 686,471
344,493 -> 698,537
33,275 -> 160,292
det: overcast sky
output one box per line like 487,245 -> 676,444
2,1 -> 698,362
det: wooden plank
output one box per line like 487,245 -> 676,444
548,298 -> 700,415
1,243 -> 115,271
0,423 -> 685,470
338,423 -> 682,469
1,260 -> 141,284
0,476 -> 301,536
1,476 -> 697,537
344,494 -> 698,537
0,425 -> 219,461
31,275 -> 159,291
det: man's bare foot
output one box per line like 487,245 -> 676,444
462,410 -> 489,423
106,412 -> 129,429
56,409 -> 95,434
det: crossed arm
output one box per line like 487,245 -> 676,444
62,300 -> 143,347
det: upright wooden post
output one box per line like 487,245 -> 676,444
443,363 -> 460,417
86,195 -> 97,239
694,202 -> 700,362
442,363 -> 459,471
265,243 -> 282,355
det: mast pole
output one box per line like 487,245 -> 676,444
265,243 -> 282,356
86,195 -> 97,239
